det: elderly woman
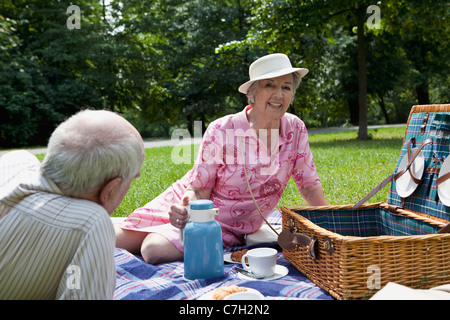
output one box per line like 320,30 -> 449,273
115,53 -> 327,264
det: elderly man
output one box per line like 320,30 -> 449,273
0,110 -> 145,299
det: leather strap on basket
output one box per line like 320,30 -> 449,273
436,172 -> 450,187
437,223 -> 450,234
421,112 -> 429,134
394,138 -> 433,184
278,229 -> 317,262
353,174 -> 394,209
353,138 -> 432,209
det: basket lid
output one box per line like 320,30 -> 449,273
387,105 -> 450,222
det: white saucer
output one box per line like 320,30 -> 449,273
237,264 -> 288,281
438,157 -> 450,206
396,147 -> 425,198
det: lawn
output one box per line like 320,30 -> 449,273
113,126 -> 405,217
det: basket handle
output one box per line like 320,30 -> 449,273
353,138 -> 433,209
394,138 -> 433,183
278,229 -> 317,262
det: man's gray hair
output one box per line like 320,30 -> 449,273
41,110 -> 144,197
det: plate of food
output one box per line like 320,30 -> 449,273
199,285 -> 263,300
224,249 -> 248,264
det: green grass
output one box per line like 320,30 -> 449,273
279,126 -> 404,207
113,126 -> 405,217
114,146 -> 194,217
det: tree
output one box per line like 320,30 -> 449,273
109,0 -> 256,134
0,0 -> 111,147
242,0 -> 382,139
1,0 -> 447,147
383,0 -> 449,105
0,0 -> 155,147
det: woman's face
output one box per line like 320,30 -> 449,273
253,73 -> 294,121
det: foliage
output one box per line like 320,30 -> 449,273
109,0 -> 255,133
0,0 -> 448,148
222,0 -> 448,128
1,0 -> 108,147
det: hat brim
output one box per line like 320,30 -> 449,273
238,67 -> 309,94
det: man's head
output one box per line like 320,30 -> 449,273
41,109 -> 145,214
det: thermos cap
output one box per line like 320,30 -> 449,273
190,200 -> 214,210
188,200 -> 218,222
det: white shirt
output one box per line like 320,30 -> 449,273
0,151 -> 116,299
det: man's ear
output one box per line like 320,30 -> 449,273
98,177 -> 122,207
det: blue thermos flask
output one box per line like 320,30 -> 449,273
181,200 -> 224,280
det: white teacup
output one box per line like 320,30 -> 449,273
241,247 -> 277,278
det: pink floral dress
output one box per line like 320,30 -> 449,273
120,106 -> 320,252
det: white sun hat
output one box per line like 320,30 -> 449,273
238,53 -> 309,94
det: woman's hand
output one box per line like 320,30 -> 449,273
169,185 -> 212,229
169,196 -> 190,229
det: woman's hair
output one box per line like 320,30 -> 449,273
246,72 -> 301,105
41,110 -> 144,197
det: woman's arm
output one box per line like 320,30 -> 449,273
184,184 -> 212,202
300,183 -> 327,206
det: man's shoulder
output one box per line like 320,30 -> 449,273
61,198 -> 112,232
15,194 -> 111,233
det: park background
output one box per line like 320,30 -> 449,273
0,0 -> 448,149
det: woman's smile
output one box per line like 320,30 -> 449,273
267,101 -> 283,109
252,74 -> 294,123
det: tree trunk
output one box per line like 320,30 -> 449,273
378,93 -> 390,124
356,7 -> 368,140
416,81 -> 430,105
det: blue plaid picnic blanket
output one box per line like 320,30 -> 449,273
113,211 -> 333,300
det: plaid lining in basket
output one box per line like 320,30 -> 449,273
297,208 -> 440,237
388,112 -> 450,221
280,105 -> 450,300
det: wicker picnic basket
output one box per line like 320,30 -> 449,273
279,104 -> 450,300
